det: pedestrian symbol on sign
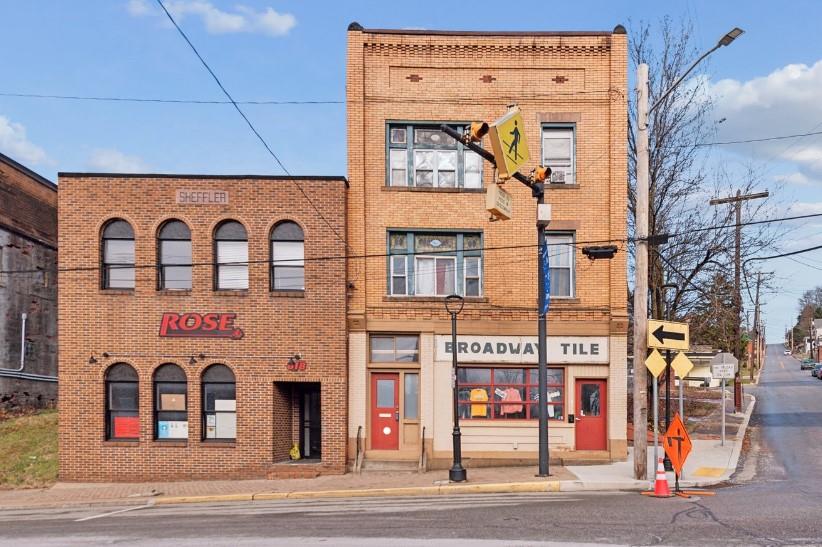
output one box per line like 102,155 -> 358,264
506,121 -> 522,161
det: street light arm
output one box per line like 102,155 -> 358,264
649,43 -> 719,114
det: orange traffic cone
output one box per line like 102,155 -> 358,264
652,457 -> 671,497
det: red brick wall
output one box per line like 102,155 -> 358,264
57,175 -> 348,481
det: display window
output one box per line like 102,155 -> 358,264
457,367 -> 565,420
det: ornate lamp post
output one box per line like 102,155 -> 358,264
445,294 -> 467,482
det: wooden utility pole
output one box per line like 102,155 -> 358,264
709,190 -> 768,410
752,272 -> 762,381
633,63 -> 650,482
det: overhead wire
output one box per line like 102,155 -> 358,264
153,0 -> 350,252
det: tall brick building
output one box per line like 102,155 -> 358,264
58,174 -> 347,481
346,25 -> 628,468
0,152 -> 58,409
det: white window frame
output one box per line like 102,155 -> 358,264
463,256 -> 482,297
390,255 -> 408,295
414,255 -> 456,296
541,125 -> 576,185
545,233 -> 575,298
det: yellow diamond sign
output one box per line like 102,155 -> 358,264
489,106 -> 530,180
670,351 -> 694,379
644,349 -> 667,378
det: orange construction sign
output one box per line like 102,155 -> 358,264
662,413 -> 692,476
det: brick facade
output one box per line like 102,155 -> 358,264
0,152 -> 58,409
346,26 -> 629,465
57,174 -> 348,481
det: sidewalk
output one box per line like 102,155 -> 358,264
0,395 -> 755,510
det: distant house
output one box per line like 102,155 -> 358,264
0,152 -> 58,409
811,319 -> 822,362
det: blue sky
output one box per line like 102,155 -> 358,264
2,0 -> 821,342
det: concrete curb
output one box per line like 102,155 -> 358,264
722,393 -> 756,482
151,478 -> 677,506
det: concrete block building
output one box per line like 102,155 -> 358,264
0,152 -> 58,409
345,24 -> 629,468
58,174 -> 347,481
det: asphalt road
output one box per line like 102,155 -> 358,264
2,344 -> 821,546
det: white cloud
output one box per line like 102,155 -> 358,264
87,149 -> 149,173
707,60 -> 822,181
0,115 -> 50,166
789,202 -> 822,215
126,0 -> 151,16
128,1 -> 296,36
774,172 -> 819,186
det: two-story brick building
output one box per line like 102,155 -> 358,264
345,24 -> 628,468
58,174 -> 348,481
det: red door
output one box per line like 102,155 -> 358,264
370,373 -> 399,450
575,379 -> 607,450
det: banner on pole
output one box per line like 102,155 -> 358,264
540,240 -> 550,315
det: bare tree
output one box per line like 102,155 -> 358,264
628,18 -> 783,355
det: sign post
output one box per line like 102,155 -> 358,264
670,352 -> 694,423
711,352 -> 738,446
645,349 -> 667,473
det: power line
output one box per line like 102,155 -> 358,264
743,243 -> 822,267
0,238 -> 623,276
154,0 -> 350,251
0,91 -> 343,105
692,130 -> 822,147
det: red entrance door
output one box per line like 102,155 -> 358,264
575,379 -> 607,450
370,373 -> 399,450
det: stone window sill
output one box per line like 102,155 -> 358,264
546,183 -> 580,190
383,296 -> 489,304
157,289 -> 192,296
151,440 -> 188,447
270,290 -> 305,298
382,186 -> 485,194
102,440 -> 139,447
100,289 -> 134,295
200,441 -> 236,448
213,290 -> 249,296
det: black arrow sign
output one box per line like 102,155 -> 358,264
652,324 -> 685,344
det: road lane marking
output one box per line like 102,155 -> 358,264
74,505 -> 148,522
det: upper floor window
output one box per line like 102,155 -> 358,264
202,364 -> 236,441
153,363 -> 188,440
387,124 -> 483,189
270,221 -> 304,291
105,363 -> 139,440
542,125 -> 575,184
214,220 -> 248,290
546,232 -> 575,298
388,231 -> 482,297
157,220 -> 192,290
101,219 -> 135,289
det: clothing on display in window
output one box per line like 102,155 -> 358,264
500,387 -> 523,415
469,388 -> 489,417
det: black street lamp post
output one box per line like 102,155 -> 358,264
445,294 -> 467,482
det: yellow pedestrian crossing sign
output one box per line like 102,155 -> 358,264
489,106 -> 529,180
644,349 -> 667,378
670,352 -> 694,379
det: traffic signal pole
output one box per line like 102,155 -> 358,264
439,124 -> 551,476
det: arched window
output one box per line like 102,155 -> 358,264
101,219 -> 135,289
105,363 -> 139,440
202,364 -> 236,440
214,221 -> 248,290
270,221 -> 305,290
158,220 -> 192,290
153,364 -> 188,440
